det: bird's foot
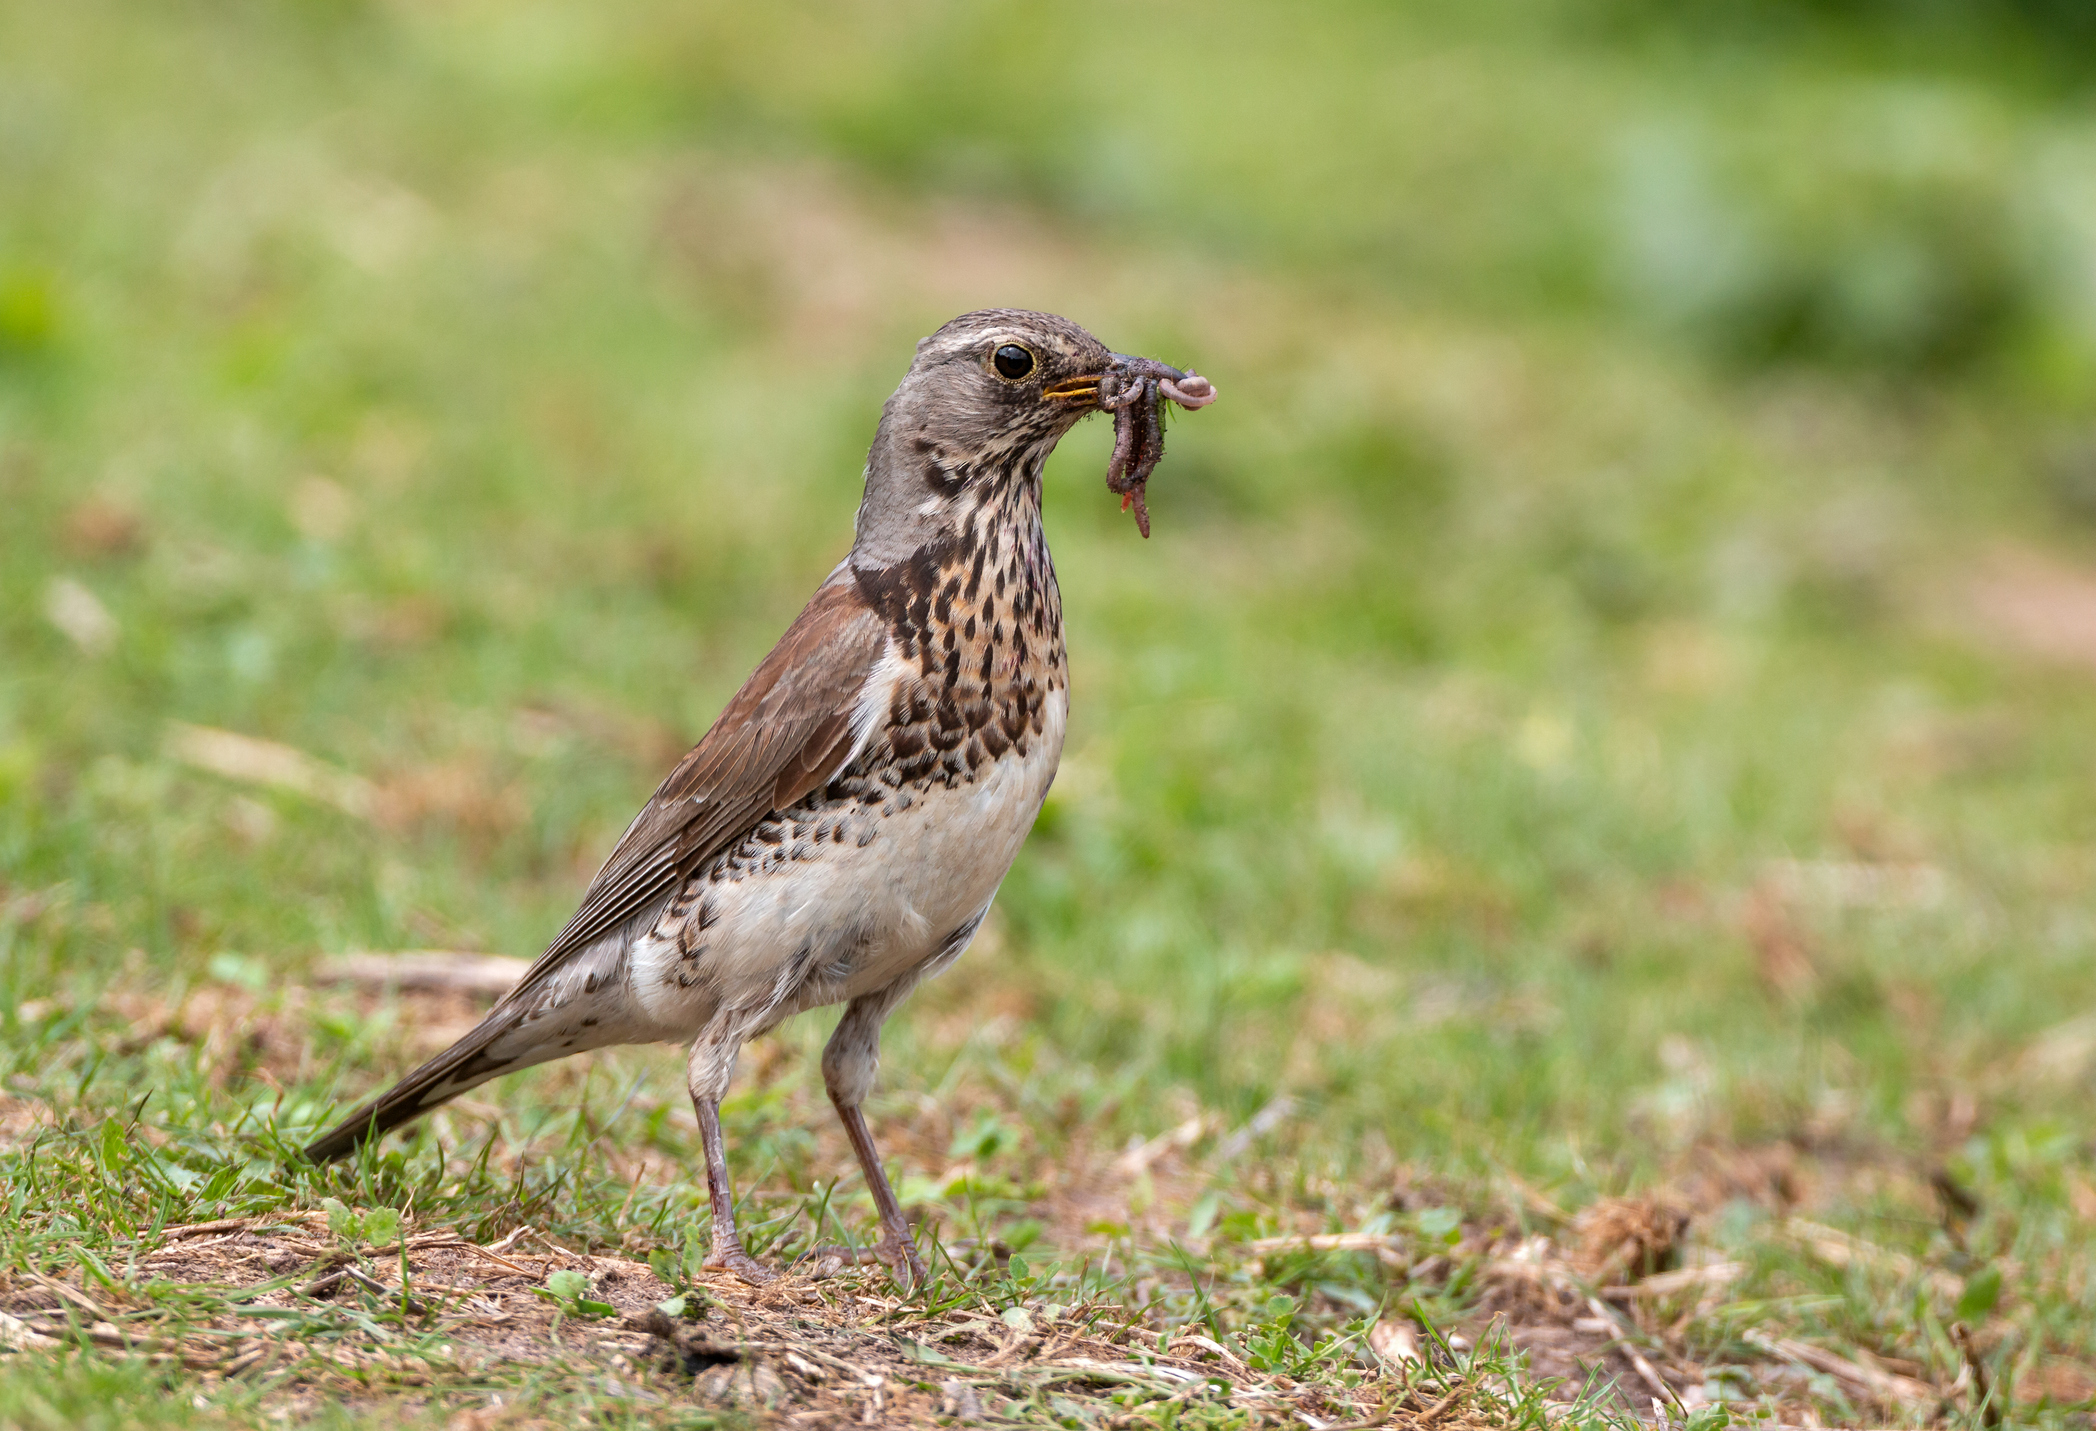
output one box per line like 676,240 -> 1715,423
702,1246 -> 778,1286
800,1233 -> 927,1289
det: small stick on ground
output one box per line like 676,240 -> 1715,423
1953,1322 -> 2003,1428
1745,1329 -> 1940,1411
1584,1293 -> 1681,1413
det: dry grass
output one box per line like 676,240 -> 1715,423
0,1156 -> 2011,1427
0,960 -> 2055,1428
1,1213 -> 1478,1428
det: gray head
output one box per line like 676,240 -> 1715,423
848,309 -> 1165,567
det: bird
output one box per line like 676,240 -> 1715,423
302,309 -> 1214,1287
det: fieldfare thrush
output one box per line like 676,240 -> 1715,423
304,310 -> 1216,1286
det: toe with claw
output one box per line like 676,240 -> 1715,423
802,1233 -> 928,1288
703,1246 -> 779,1286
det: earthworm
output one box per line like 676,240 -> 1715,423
1099,362 -> 1216,538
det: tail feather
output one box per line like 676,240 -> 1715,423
303,1005 -> 549,1163
303,920 -> 659,1164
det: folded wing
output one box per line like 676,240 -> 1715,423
302,575 -> 890,1161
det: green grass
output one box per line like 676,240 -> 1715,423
2,0 -> 2094,1425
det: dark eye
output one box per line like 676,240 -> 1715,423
992,344 -> 1035,380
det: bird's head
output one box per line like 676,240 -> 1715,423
848,309 -> 1198,566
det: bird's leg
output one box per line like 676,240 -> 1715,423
693,1096 -> 775,1285
826,1092 -> 928,1288
803,991 -> 928,1288
688,1029 -> 776,1286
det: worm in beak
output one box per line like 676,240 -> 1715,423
1094,355 -> 1217,538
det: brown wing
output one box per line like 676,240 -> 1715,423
504,576 -> 888,1001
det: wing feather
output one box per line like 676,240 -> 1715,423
505,576 -> 888,1001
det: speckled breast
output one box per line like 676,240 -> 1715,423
632,494 -> 1068,1035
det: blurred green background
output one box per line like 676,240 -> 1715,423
5,0 -> 2096,1229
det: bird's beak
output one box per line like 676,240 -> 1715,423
1041,372 -> 1106,407
1042,354 -> 1192,409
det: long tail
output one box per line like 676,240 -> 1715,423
302,1003 -> 557,1163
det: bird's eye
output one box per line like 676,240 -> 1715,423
992,344 -> 1035,381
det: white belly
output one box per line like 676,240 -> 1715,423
629,689 -> 1066,1037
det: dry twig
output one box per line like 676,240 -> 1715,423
1783,1219 -> 1962,1301
1745,1329 -> 1940,1410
